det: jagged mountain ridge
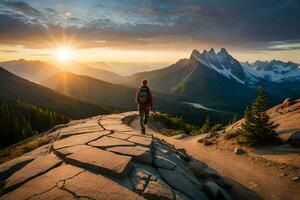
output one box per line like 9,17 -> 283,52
191,48 -> 300,85
242,60 -> 300,83
125,48 -> 300,113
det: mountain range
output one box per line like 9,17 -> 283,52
1,48 -> 299,115
41,70 -> 233,124
124,48 -> 300,113
0,67 -> 109,119
0,60 -> 122,84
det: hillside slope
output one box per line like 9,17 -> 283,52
0,113 -> 232,200
125,53 -> 256,112
227,98 -> 300,142
124,49 -> 300,113
42,71 -> 235,124
0,67 -> 109,119
0,60 -> 58,83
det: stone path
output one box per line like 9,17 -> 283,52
0,112 -> 232,200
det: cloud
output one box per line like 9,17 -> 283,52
1,1 -> 41,17
0,0 -> 299,52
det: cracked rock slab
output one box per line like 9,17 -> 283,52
130,168 -> 151,194
55,145 -> 91,157
143,179 -> 174,200
153,155 -> 176,170
2,164 -> 83,200
203,181 -> 232,200
53,131 -> 110,149
122,130 -> 152,138
29,187 -> 74,200
100,119 -> 123,125
63,171 -> 144,200
64,146 -> 132,178
0,156 -> 34,181
88,136 -> 135,148
127,136 -> 152,147
59,126 -> 105,139
188,160 -> 220,179
157,168 -> 209,200
24,144 -> 51,158
4,153 -> 62,192
103,124 -> 134,132
106,145 -> 152,164
108,133 -> 132,140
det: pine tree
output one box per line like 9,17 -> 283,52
201,116 -> 211,133
239,86 -> 278,143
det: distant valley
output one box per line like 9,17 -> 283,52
1,48 -> 300,117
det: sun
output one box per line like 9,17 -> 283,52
54,46 -> 74,63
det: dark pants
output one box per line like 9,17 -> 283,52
139,107 -> 149,130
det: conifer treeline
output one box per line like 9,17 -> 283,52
0,99 -> 69,148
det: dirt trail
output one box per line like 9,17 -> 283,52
131,118 -> 300,200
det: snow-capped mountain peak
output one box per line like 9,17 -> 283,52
242,60 -> 300,83
191,48 -> 246,84
191,48 -> 300,85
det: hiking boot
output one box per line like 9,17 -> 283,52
141,128 -> 145,134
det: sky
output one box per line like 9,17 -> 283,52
0,0 -> 300,65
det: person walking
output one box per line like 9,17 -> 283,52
135,80 -> 153,134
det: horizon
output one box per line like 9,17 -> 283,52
0,0 -> 300,66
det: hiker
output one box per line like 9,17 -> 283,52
135,80 -> 153,134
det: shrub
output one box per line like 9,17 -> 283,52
223,131 -> 238,140
211,124 -> 223,132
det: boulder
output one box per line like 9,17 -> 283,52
130,168 -> 151,194
143,179 -> 174,200
282,98 -> 295,108
234,148 -> 246,155
203,181 -> 232,200
289,131 -> 300,147
157,168 -> 209,200
188,160 -> 220,179
153,155 -> 176,170
203,139 -> 214,146
176,148 -> 191,162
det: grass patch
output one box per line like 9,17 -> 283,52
0,136 -> 51,164
150,112 -> 224,136
0,180 -> 4,197
223,131 -> 239,140
150,112 -> 198,135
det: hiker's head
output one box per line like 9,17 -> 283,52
142,79 -> 148,86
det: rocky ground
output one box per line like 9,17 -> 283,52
130,100 -> 300,200
0,112 -> 232,200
